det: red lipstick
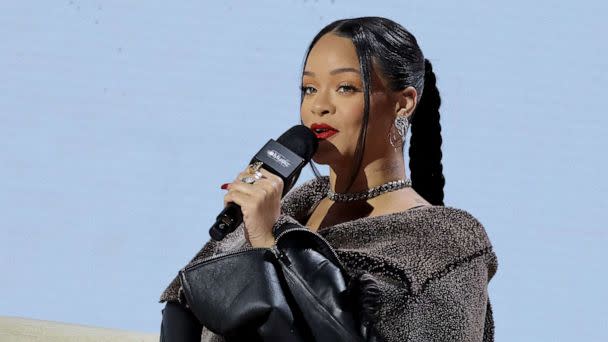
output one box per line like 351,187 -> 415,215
311,123 -> 339,140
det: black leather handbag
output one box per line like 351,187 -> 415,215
177,223 -> 382,341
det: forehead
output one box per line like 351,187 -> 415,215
304,34 -> 359,72
303,33 -> 390,92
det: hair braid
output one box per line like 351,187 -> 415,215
408,58 -> 445,206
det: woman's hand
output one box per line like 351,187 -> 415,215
222,167 -> 283,248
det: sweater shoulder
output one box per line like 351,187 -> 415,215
401,205 -> 498,284
419,207 -> 499,285
428,206 -> 494,252
322,205 -> 498,294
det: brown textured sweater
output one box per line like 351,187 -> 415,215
159,175 -> 499,342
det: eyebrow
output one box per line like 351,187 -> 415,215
303,67 -> 360,77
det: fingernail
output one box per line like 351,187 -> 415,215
220,183 -> 230,190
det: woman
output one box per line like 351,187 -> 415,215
160,16 -> 498,341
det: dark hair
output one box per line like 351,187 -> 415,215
299,16 -> 445,206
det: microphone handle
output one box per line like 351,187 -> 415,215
209,202 -> 243,241
208,138 -> 307,241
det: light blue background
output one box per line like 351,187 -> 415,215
1,1 -> 606,340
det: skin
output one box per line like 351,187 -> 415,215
224,32 -> 431,247
223,168 -> 282,248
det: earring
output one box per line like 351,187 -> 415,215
389,114 -> 411,151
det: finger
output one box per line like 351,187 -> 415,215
236,178 -> 276,201
227,181 -> 262,197
249,178 -> 277,198
231,169 -> 249,183
231,166 -> 268,186
257,168 -> 279,181
223,188 -> 252,208
232,172 -> 264,188
238,168 -> 267,180
240,162 -> 267,176
257,169 -> 283,193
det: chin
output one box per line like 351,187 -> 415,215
311,140 -> 347,166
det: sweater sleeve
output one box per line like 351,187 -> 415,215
373,253 -> 495,342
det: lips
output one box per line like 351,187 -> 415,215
311,123 -> 339,140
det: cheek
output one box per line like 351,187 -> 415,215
365,117 -> 390,151
370,95 -> 395,127
364,102 -> 395,150
340,99 -> 365,129
300,103 -> 315,127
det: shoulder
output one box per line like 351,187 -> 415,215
419,205 -> 494,252
356,206 -> 492,255
398,205 -> 497,279
324,205 -> 498,294
416,205 -> 499,281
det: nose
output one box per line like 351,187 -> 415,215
311,89 -> 335,116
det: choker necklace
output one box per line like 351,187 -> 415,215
327,178 -> 412,202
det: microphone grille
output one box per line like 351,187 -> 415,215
276,125 -> 318,161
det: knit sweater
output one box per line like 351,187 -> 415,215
159,175 -> 499,342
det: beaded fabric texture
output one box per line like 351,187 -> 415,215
159,176 -> 499,342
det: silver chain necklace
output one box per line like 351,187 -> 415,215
327,178 -> 412,202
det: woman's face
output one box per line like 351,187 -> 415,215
300,33 -> 403,168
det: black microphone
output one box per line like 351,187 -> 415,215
209,125 -> 318,241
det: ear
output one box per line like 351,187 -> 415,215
393,86 -> 418,120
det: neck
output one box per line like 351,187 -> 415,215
328,154 -> 407,194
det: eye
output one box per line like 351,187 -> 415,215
300,85 -> 316,96
337,84 -> 359,94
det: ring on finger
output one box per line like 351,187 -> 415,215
242,171 -> 262,183
247,161 -> 263,174
240,175 -> 257,184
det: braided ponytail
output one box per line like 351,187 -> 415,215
408,59 -> 445,206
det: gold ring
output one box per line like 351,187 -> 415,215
247,161 -> 263,174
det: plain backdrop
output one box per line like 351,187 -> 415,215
1,1 -> 606,340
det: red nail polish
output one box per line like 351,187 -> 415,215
221,183 -> 230,190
